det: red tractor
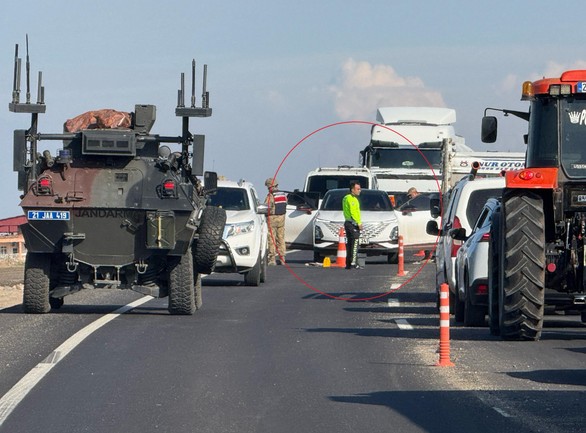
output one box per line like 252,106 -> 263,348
483,70 -> 586,340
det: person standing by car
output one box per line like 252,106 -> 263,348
406,187 -> 432,261
265,178 -> 287,265
343,181 -> 363,269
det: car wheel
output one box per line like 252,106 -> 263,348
463,271 -> 486,327
244,252 -> 262,286
260,249 -> 268,283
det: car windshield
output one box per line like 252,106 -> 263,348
306,175 -> 370,198
466,189 -> 502,225
321,190 -> 392,211
369,148 -> 442,170
207,187 -> 250,211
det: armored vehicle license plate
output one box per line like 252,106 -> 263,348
27,210 -> 70,220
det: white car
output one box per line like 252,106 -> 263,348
427,174 -> 504,310
207,180 -> 268,286
313,189 -> 399,263
394,192 -> 440,254
452,198 -> 500,326
285,166 -> 379,250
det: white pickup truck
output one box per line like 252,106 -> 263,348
285,166 -> 378,250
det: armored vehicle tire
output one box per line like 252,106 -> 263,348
23,253 -> 51,314
488,210 -> 501,336
168,252 -> 196,315
464,272 -> 485,327
313,251 -> 322,263
194,273 -> 202,310
388,252 -> 398,264
260,250 -> 267,283
499,191 -> 545,341
244,252 -> 262,286
194,206 -> 227,275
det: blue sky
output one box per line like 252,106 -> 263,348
0,0 -> 584,218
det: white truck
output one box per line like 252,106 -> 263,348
361,106 -> 471,206
364,107 -> 525,252
284,166 -> 378,250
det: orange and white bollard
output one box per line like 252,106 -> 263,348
396,235 -> 405,276
436,283 -> 455,367
333,227 -> 347,268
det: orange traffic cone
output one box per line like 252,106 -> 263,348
333,227 -> 347,268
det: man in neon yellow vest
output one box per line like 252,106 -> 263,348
342,181 -> 363,269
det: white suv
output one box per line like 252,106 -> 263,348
207,180 -> 268,286
427,174 -> 504,308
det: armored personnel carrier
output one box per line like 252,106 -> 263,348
9,38 -> 226,315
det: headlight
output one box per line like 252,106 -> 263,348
315,225 -> 324,240
390,225 -> 399,241
225,220 -> 255,238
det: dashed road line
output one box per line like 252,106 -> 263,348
394,318 -> 414,330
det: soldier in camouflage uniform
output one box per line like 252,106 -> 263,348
265,178 -> 287,265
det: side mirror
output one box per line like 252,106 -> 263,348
296,204 -> 313,214
257,204 -> 269,215
203,171 -> 218,191
449,227 -> 467,241
430,197 -> 441,219
426,220 -> 441,236
481,116 -> 498,143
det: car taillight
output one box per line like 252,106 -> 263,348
477,284 -> 488,295
160,179 -> 177,198
34,176 -> 53,196
450,216 -> 462,257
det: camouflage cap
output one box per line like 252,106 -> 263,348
265,177 -> 278,188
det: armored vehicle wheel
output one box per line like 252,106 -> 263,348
194,206 -> 227,275
500,191 -> 545,341
488,210 -> 501,336
194,273 -> 202,310
168,252 -> 196,315
23,253 -> 51,314
244,252 -> 262,286
260,250 -> 267,283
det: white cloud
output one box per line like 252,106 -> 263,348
531,60 -> 586,81
330,58 -> 445,120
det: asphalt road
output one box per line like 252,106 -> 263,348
0,251 -> 584,432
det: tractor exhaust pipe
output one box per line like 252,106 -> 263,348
469,161 -> 480,180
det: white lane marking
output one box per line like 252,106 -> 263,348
390,283 -> 402,290
387,297 -> 399,307
394,319 -> 413,330
492,407 -> 512,418
0,295 -> 153,427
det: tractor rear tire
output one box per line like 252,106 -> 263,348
500,191 -> 545,341
194,206 -> 227,275
168,252 -> 195,315
23,253 -> 51,314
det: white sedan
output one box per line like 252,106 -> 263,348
313,189 -> 399,263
